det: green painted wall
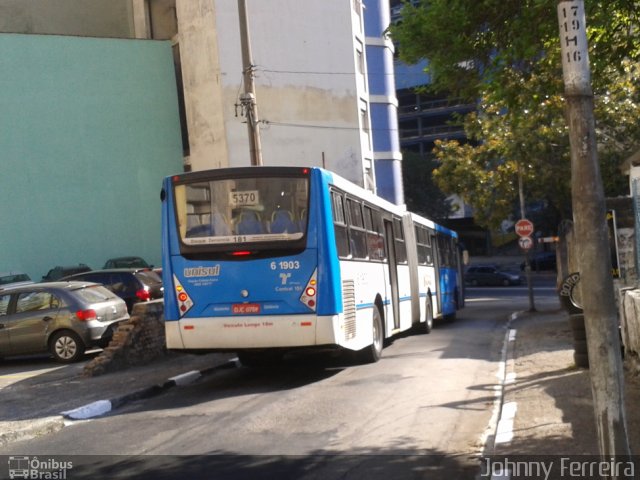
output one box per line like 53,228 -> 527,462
0,34 -> 183,280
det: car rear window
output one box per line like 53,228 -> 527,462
135,271 -> 162,284
73,285 -> 118,303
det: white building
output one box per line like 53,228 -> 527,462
133,0 -> 404,202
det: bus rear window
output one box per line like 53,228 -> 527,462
174,176 -> 309,247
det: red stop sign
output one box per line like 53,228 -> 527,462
515,219 -> 534,237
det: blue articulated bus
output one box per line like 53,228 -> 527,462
161,166 -> 464,365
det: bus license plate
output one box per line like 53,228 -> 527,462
232,303 -> 261,314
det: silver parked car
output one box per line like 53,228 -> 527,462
0,282 -> 129,363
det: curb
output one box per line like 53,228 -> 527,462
63,359 -> 238,420
483,311 -> 521,456
0,357 -> 238,447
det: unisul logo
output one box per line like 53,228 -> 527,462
8,456 -> 73,479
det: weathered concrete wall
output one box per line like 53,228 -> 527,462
621,289 -> 640,372
211,0 -> 370,187
0,0 -> 134,38
84,300 -> 167,377
175,0 -> 229,172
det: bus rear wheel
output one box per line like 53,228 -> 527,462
415,300 -> 433,334
357,305 -> 383,364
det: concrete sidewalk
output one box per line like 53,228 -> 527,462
0,351 -> 236,447
491,308 -> 640,456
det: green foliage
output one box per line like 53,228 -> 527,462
389,0 -> 640,229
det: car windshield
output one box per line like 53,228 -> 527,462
174,175 -> 309,247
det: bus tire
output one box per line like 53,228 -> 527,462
415,299 -> 433,334
357,305 -> 383,364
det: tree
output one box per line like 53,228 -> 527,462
390,0 -> 640,463
388,0 -> 640,229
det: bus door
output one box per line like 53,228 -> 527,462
384,219 -> 401,330
431,233 -> 443,316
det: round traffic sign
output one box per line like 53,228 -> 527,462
515,218 -> 534,237
518,236 -> 533,250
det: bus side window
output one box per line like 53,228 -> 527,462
365,206 -> 385,261
347,198 -> 367,259
393,217 -> 407,263
415,225 -> 433,266
331,191 -> 350,258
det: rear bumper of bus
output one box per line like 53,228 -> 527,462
166,314 -> 346,351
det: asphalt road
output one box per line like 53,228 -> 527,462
0,273 -> 560,479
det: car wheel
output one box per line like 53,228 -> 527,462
502,279 -> 510,286
50,330 -> 85,363
357,305 -> 383,363
470,279 -> 479,286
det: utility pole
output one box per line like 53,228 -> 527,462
556,0 -> 630,467
517,161 -> 535,312
237,0 -> 263,166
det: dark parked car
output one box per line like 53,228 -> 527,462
0,282 -> 129,362
465,265 -> 522,286
521,251 -> 557,271
103,256 -> 151,269
0,271 -> 34,288
62,269 -> 163,312
42,264 -> 91,282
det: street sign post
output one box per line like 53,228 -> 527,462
515,218 -> 534,237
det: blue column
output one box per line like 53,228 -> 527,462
364,0 -> 404,206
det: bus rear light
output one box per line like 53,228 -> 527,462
173,274 -> 193,317
299,269 -> 318,312
231,251 -> 252,256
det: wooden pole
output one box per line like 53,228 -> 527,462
556,0 -> 630,467
238,0 -> 263,166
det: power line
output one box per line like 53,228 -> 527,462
257,67 -> 428,78
262,120 -> 400,133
